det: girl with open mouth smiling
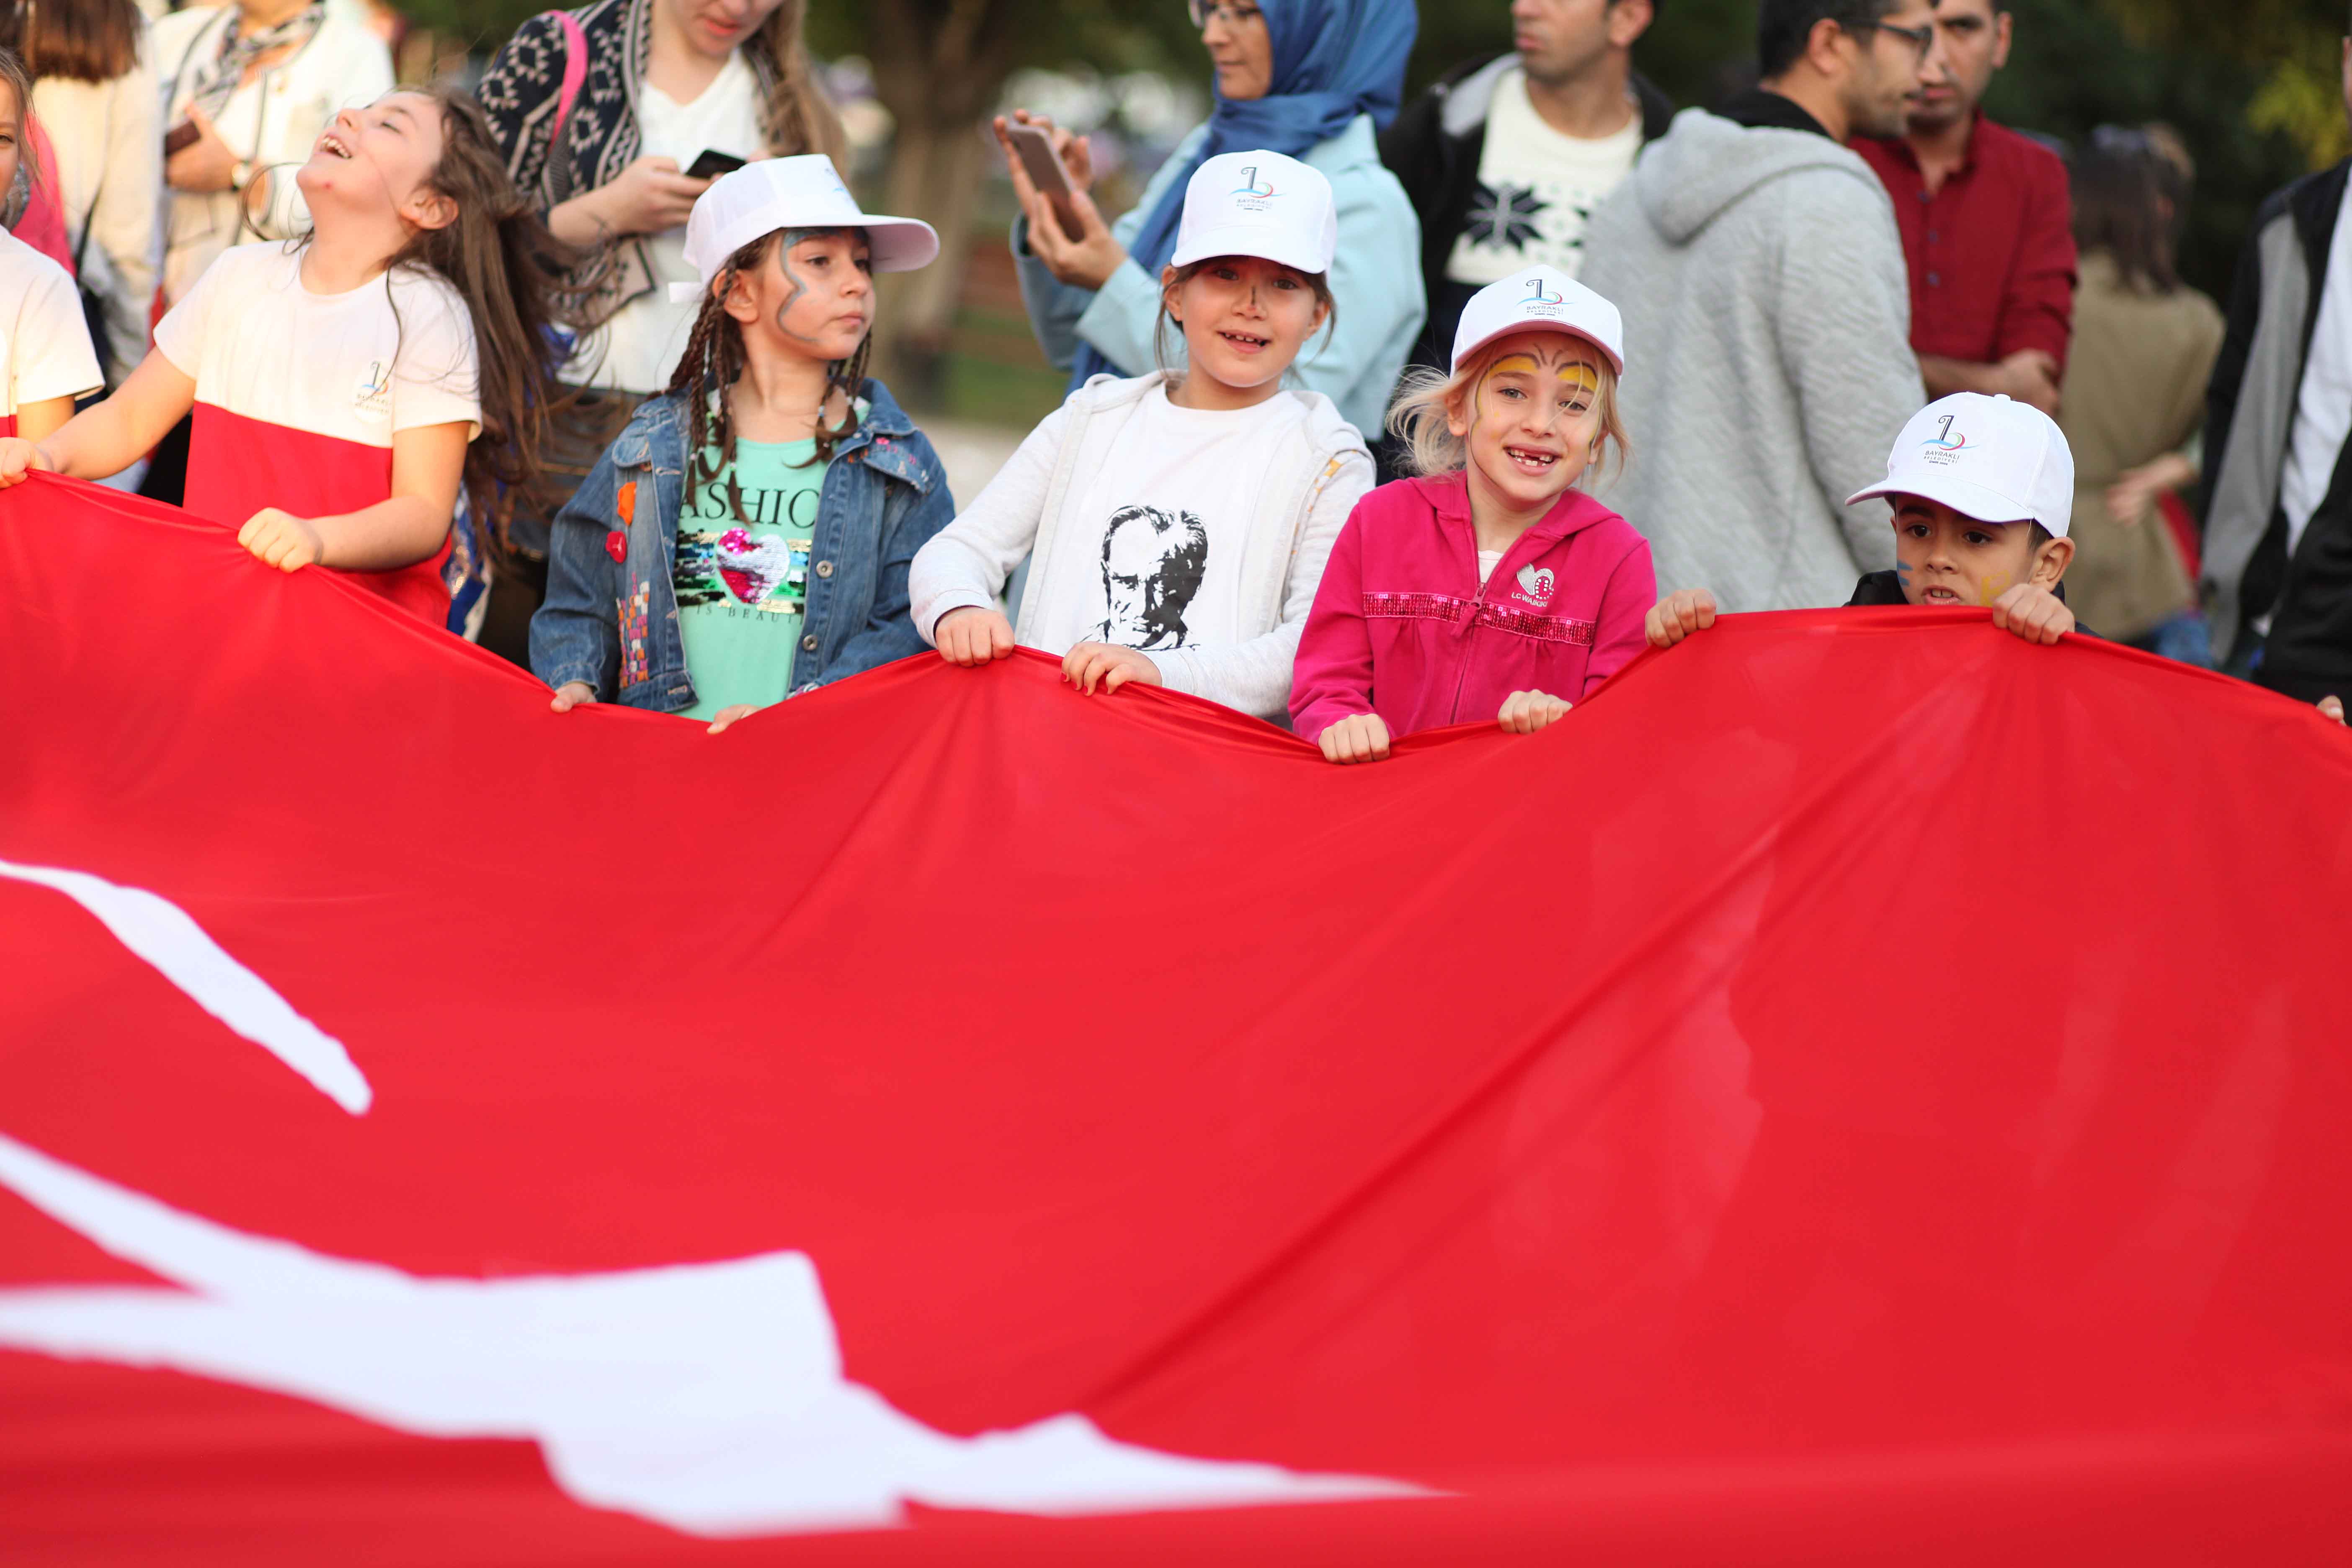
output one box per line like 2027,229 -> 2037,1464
911,150 -> 1374,725
1291,265 -> 1654,763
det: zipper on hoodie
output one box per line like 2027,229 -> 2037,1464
1447,534 -> 1525,725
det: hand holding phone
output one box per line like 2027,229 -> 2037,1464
1001,119 -> 1083,241
685,149 -> 748,182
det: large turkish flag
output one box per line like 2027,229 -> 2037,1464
3,475 -> 2349,1563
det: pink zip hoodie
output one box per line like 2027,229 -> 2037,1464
1289,473 -> 1655,742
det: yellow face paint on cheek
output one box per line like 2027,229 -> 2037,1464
1977,573 -> 2012,606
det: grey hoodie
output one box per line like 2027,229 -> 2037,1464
1581,108 -> 1924,611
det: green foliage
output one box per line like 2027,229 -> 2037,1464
391,0 -> 543,56
805,0 -> 1203,79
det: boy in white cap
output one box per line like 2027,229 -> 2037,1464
534,156 -> 959,731
910,149 -> 1375,723
1289,263 -> 1656,761
1646,392 -> 2082,649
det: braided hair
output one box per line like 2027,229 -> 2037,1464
664,227 -> 872,529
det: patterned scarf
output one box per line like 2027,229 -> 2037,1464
182,3 -> 328,126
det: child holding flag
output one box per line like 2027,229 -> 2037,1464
1289,265 -> 1654,763
1645,393 -> 2082,649
531,156 -> 955,731
910,149 -> 1375,723
0,88 -> 574,628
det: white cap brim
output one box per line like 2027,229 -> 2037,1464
1846,472 -> 2051,532
1168,223 -> 1333,276
668,216 -> 942,303
1453,320 -> 1623,379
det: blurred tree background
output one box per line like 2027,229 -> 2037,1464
1408,0 -> 2344,300
393,0 -> 2347,411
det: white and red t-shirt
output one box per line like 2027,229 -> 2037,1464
155,242 -> 482,622
0,226 -> 103,438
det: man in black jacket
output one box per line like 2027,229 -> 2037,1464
1380,0 -> 1672,382
2200,18 -> 2352,706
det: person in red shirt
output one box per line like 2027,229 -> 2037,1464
1852,0 -> 2075,415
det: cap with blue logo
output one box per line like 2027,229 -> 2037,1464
1449,264 -> 1626,379
1168,150 -> 1338,276
1847,392 -> 2076,537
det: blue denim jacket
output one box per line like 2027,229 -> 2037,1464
530,379 -> 954,711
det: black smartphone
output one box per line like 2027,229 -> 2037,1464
685,149 -> 748,181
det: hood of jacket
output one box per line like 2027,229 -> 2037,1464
1408,469 -> 1623,547
1436,54 -> 1675,144
1631,106 -> 1873,246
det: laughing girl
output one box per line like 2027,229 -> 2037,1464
0,88 -> 576,627
1289,265 -> 1654,763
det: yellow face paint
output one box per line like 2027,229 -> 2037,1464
1559,361 -> 1600,393
1976,573 -> 2012,606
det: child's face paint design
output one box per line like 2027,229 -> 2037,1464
1888,495 -> 2039,608
730,229 -> 874,364
1451,331 -> 1608,518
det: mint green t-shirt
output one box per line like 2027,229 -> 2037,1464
671,436 -> 830,720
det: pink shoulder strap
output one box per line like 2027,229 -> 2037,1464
551,11 -> 589,140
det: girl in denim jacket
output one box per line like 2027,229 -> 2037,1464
532,157 -> 953,731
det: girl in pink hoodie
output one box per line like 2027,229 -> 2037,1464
1289,265 -> 1655,762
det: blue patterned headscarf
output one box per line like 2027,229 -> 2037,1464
1070,0 -> 1418,387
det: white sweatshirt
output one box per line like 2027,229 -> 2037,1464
909,372 -> 1374,723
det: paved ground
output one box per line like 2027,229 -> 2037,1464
923,417 -> 1026,511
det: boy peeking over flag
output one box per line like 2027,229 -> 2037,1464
1646,392 -> 2081,647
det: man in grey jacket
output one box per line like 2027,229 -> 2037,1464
1581,0 -> 1937,611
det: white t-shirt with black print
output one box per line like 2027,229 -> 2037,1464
1024,382 -> 1311,665
1443,67 -> 1642,287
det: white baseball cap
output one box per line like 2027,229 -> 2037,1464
1449,264 -> 1625,378
1847,392 -> 2076,537
1168,150 -> 1338,276
668,155 -> 939,304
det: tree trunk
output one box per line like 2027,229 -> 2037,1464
864,0 -> 1022,408
873,120 -> 988,410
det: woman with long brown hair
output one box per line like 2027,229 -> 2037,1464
2055,126 -> 2226,662
473,0 -> 844,656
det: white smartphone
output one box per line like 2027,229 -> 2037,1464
1004,120 -> 1082,239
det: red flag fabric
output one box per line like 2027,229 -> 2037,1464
3,474 -> 2350,1565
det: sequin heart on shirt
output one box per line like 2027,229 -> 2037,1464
715,528 -> 794,606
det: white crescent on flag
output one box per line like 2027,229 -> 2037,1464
0,857 -> 372,1114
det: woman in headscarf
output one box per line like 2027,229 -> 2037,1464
995,0 -> 1423,443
